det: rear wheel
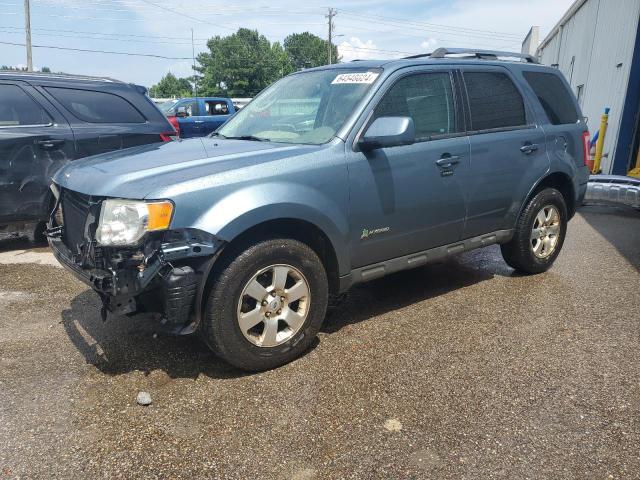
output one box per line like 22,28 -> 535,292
201,238 -> 328,371
501,188 -> 568,274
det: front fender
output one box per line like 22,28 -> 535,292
191,182 -> 351,274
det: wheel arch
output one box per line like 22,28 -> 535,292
520,171 -> 576,220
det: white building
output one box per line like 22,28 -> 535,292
535,0 -> 640,175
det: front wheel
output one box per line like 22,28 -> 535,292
201,238 -> 328,371
501,188 -> 568,274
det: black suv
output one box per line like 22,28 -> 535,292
0,72 -> 175,239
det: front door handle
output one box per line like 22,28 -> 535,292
36,138 -> 65,150
436,155 -> 460,168
520,142 -> 538,154
194,120 -> 204,124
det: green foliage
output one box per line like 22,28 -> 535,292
150,29 -> 339,98
149,72 -> 193,98
195,28 -> 294,97
0,65 -> 52,72
284,32 -> 339,70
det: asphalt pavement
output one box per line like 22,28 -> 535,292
1,205 -> 639,479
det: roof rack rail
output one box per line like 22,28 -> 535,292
0,71 -> 122,82
405,47 -> 538,64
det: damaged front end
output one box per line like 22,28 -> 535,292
47,185 -> 224,334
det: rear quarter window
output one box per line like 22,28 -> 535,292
522,71 -> 579,125
45,87 -> 146,123
463,71 -> 527,131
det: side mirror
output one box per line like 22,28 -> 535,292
359,116 -> 415,150
176,106 -> 188,118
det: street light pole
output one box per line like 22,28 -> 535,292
24,0 -> 33,71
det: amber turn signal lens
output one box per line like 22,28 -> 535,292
147,201 -> 173,231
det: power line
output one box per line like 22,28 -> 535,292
0,40 -> 193,59
337,15 -> 523,44
337,9 -> 523,39
0,40 -> 310,65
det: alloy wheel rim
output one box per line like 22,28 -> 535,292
236,264 -> 310,347
531,204 -> 561,259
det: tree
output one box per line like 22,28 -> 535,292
284,32 -> 339,70
148,72 -> 193,98
0,65 -> 51,72
194,28 -> 294,97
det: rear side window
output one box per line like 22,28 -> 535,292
374,72 -> 458,139
205,100 -> 229,116
0,84 -> 51,126
46,87 -> 146,123
523,71 -> 579,125
463,71 -> 527,131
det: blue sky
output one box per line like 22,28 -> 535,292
0,0 -> 574,87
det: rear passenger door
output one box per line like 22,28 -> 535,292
458,67 -> 548,238
40,86 -> 156,157
0,81 -> 74,224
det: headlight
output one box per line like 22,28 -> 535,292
96,199 -> 173,246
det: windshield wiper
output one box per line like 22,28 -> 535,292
222,135 -> 271,142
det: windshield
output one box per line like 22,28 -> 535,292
158,100 -> 179,115
217,68 -> 381,145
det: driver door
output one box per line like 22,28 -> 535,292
346,67 -> 469,268
175,99 -> 201,138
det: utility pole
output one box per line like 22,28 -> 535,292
24,0 -> 33,71
191,28 -> 198,98
326,7 -> 336,65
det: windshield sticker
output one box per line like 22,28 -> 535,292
331,72 -> 379,85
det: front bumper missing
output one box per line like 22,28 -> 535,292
49,227 -> 223,333
584,175 -> 640,209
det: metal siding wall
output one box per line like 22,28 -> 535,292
537,0 -> 640,173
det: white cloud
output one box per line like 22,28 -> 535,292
420,38 -> 438,51
338,37 -> 381,62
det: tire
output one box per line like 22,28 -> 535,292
501,188 -> 568,274
30,221 -> 48,244
201,237 -> 328,371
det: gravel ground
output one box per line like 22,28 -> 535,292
0,206 -> 638,479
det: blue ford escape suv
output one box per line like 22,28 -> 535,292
49,49 -> 590,371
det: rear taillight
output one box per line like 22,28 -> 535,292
582,131 -> 590,166
167,115 -> 180,137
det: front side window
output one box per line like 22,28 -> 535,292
373,72 -> 457,140
0,84 -> 51,126
218,68 -> 381,145
46,87 -> 146,123
178,99 -> 198,117
464,71 -> 527,131
523,71 -> 579,125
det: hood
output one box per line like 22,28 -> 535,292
54,137 -> 322,199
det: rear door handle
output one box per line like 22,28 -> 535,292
36,139 -> 65,150
436,155 -> 460,168
520,143 -> 538,154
